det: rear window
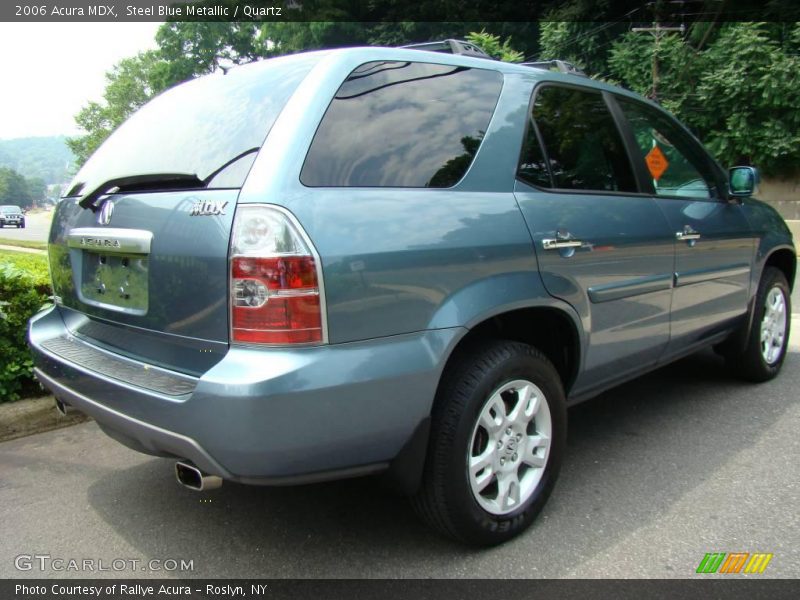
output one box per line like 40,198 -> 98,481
68,52 -> 323,197
301,61 -> 503,188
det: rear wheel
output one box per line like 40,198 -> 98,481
725,267 -> 791,382
412,340 -> 566,546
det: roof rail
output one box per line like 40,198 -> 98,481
521,60 -> 586,76
401,39 -> 492,60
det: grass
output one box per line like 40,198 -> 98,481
0,238 -> 47,251
0,250 -> 49,277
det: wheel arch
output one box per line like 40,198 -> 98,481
447,305 -> 583,396
763,246 -> 796,291
387,302 -> 583,495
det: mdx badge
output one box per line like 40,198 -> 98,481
190,200 -> 228,216
97,200 -> 114,226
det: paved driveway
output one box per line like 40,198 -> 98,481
1,322 -> 798,579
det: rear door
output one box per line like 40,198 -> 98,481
49,191 -> 237,375
46,53 -> 322,375
613,97 -> 755,354
513,84 -> 675,395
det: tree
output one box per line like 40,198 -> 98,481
0,168 -> 33,208
67,51 -> 168,165
466,30 -> 524,62
26,177 -> 47,205
540,18 -> 800,177
608,22 -> 800,175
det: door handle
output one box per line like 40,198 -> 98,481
676,226 -> 701,242
542,238 -> 583,250
543,229 -> 583,251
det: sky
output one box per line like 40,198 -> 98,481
0,22 -> 162,140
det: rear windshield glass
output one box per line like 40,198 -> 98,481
301,61 -> 503,188
68,52 -> 323,197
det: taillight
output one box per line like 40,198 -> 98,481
230,205 -> 325,345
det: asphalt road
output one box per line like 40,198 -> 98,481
1,321 -> 799,579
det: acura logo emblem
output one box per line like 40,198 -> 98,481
97,200 -> 114,226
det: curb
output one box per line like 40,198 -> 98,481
0,395 -> 90,443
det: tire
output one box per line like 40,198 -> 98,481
412,340 -> 567,546
725,266 -> 791,382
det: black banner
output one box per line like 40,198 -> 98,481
3,0 -> 800,23
3,579 -> 800,600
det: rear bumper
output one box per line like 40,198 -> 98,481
28,306 -> 460,484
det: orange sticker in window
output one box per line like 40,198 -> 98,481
645,145 -> 669,181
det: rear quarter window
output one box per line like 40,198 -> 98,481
300,61 -> 504,188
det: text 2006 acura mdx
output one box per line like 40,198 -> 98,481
29,44 -> 794,545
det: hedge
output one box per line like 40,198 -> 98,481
0,252 -> 51,402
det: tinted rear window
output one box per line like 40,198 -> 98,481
301,61 -> 503,188
68,52 -> 323,197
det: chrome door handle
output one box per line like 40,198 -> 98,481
676,226 -> 701,242
543,238 -> 583,250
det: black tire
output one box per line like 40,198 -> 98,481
412,340 -> 567,546
725,267 -> 791,382
20,223 -> 25,228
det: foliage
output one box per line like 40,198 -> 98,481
0,252 -> 51,402
0,136 -> 75,185
607,22 -> 800,175
539,21 -> 632,76
465,30 -> 524,62
0,167 -> 48,208
67,51 -> 168,166
690,23 -> 800,174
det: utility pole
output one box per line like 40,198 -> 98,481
632,22 -> 685,101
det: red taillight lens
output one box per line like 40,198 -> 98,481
230,206 -> 325,345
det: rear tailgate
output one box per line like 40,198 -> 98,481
49,190 -> 237,375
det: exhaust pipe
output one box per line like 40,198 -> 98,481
55,397 -> 76,416
175,461 -> 222,491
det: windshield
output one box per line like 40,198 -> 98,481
68,51 -> 325,198
1,206 -> 21,213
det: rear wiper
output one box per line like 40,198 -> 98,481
76,147 -> 261,211
77,173 -> 203,211
201,147 -> 260,186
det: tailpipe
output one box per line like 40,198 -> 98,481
175,461 -> 222,491
55,397 -> 76,416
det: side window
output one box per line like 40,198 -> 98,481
518,86 -> 637,193
517,117 -> 552,188
617,98 -> 718,199
301,61 -> 503,188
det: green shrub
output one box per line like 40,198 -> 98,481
0,252 -> 52,402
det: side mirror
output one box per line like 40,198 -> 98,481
728,166 -> 758,199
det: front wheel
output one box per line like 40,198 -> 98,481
725,267 -> 791,382
412,340 -> 567,546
